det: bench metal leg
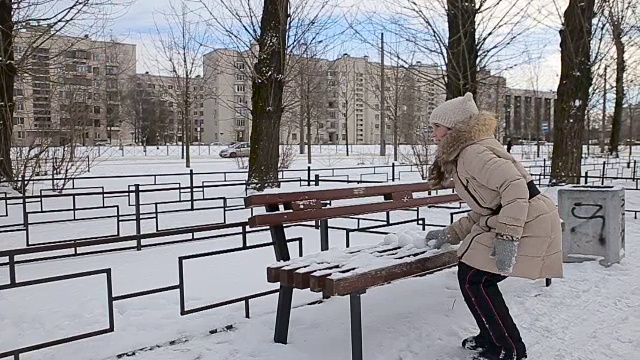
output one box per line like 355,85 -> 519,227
545,278 -> 552,287
350,291 -> 365,360
274,285 -> 294,344
320,219 -> 329,251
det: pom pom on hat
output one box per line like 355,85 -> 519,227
429,92 -> 479,129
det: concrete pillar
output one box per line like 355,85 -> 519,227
558,185 -> 625,267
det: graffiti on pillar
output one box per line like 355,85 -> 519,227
570,202 -> 606,246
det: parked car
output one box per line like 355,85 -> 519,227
219,142 -> 250,158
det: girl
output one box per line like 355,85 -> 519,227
425,93 -> 563,360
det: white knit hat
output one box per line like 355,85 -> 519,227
429,92 -> 479,129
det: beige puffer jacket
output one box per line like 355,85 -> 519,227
430,112 -> 563,280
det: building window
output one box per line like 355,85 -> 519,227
236,74 -> 246,81
375,124 -> 380,129
15,102 -> 24,111
292,133 -> 297,141
106,66 -> 118,75
13,117 -> 24,125
93,106 -> 101,114
94,119 -> 101,127
17,131 -> 25,139
236,85 -> 246,92
235,62 -> 245,70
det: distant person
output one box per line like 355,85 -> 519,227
424,93 -> 562,360
506,138 -> 513,153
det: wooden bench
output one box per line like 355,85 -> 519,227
244,182 -> 461,360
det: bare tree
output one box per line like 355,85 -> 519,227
366,55 -> 418,161
151,0 -> 211,168
0,0 -> 129,188
197,0 -> 341,190
121,79 -> 174,145
550,0 -> 596,184
333,55 -> 359,156
604,0 -> 639,156
351,0 -> 533,100
285,44 -> 330,162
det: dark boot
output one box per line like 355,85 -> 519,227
471,347 -> 527,360
462,333 -> 492,351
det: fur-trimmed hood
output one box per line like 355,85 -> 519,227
428,112 -> 498,185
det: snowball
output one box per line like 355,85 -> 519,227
413,236 -> 428,249
398,233 -> 413,247
384,233 -> 399,245
414,231 -> 427,239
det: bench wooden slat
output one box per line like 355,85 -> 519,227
278,246 -> 406,289
248,193 -> 461,228
244,182 -> 438,208
293,264 -> 341,289
310,267 -> 358,292
323,250 -> 458,296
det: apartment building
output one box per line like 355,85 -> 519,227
503,88 -> 556,142
12,25 -> 136,146
202,49 -> 253,145
129,73 -> 205,145
203,50 -> 447,145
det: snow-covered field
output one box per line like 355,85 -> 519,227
1,151 -> 639,360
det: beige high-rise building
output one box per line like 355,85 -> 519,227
11,26 -> 136,146
203,49 -> 447,145
203,49 -> 253,145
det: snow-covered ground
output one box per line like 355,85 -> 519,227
1,153 -> 639,360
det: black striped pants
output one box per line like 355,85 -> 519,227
457,261 -> 527,356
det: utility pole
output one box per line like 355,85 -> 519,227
601,66 -> 607,154
379,33 -> 386,156
344,67 -> 350,157
306,76 -> 312,164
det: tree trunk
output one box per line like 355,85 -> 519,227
446,0 -> 477,99
306,90 -> 312,164
344,105 -> 349,156
0,0 -> 15,184
248,0 -> 289,191
550,0 -> 595,184
608,23 -> 625,156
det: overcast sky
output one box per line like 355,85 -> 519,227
108,0 -> 573,92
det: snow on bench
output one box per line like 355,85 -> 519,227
267,243 -> 457,296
